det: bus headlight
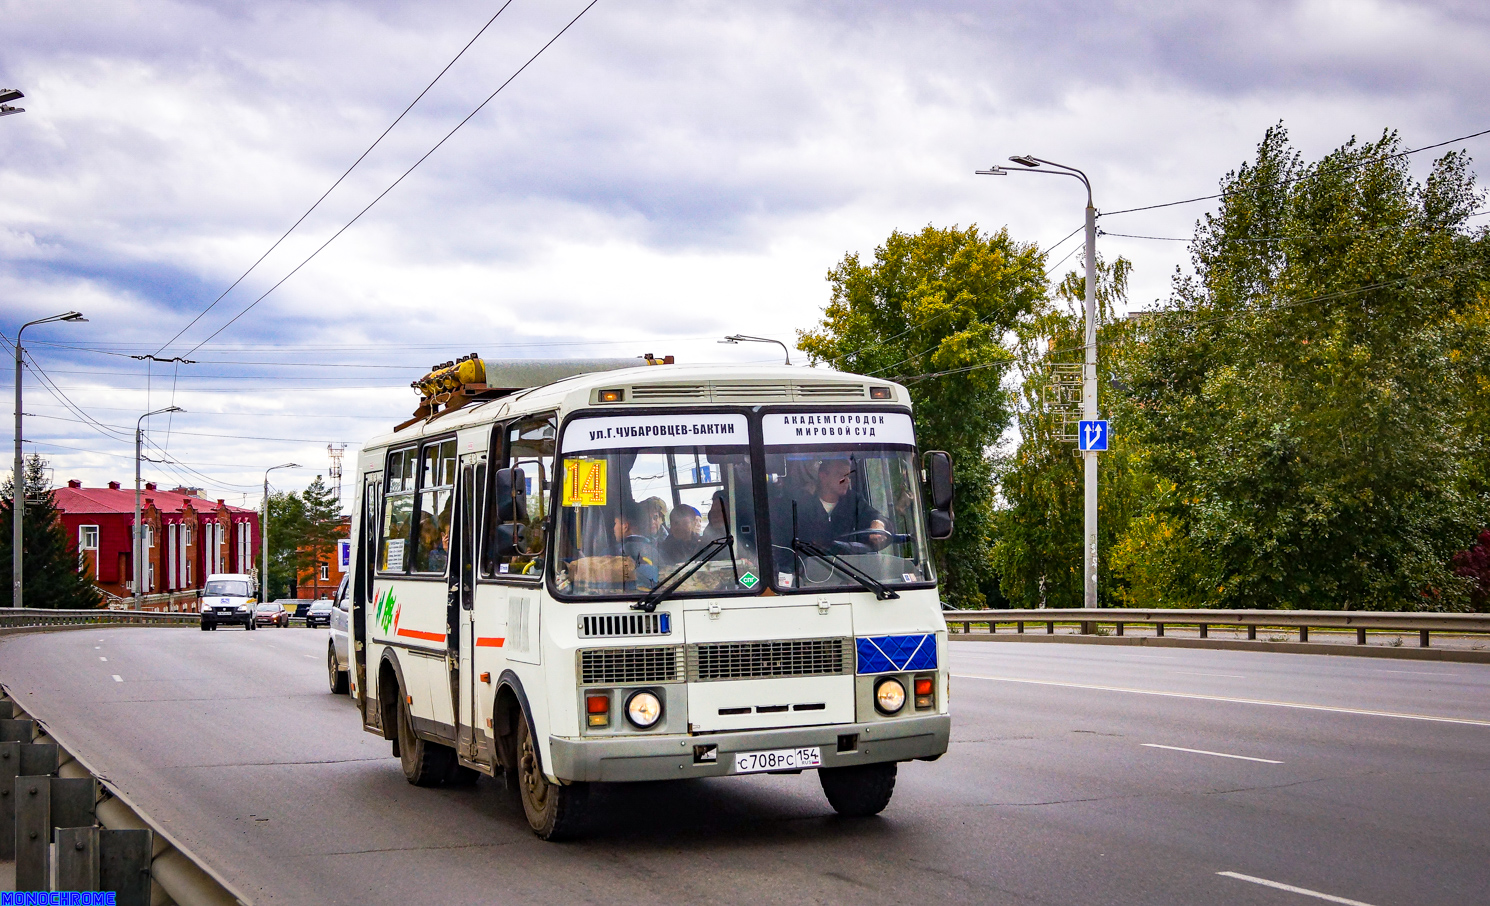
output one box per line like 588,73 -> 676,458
874,677 -> 906,715
625,690 -> 663,729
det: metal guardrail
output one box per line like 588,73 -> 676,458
0,607 -> 200,630
943,608 -> 1490,648
2,693 -> 247,905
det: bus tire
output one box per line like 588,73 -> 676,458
819,761 -> 897,817
328,644 -> 349,695
515,710 -> 587,841
396,687 -> 454,786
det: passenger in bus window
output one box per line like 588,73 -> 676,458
421,496 -> 453,573
638,496 -> 668,545
658,504 -> 702,564
613,502 -> 660,590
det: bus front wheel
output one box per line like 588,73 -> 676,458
515,712 -> 587,841
819,761 -> 898,817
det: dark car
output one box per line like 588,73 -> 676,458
306,598 -> 334,628
254,602 -> 290,628
293,599 -> 313,619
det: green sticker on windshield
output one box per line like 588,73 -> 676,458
738,571 -> 759,589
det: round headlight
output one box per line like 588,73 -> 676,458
625,690 -> 663,729
874,677 -> 907,715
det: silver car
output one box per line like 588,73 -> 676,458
328,576 -> 350,695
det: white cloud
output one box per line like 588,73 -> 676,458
1,0 -> 1484,494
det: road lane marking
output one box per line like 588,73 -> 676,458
1218,871 -> 1378,905
111,675 -> 123,683
1372,670 -> 1456,677
1143,743 -> 1281,764
1172,671 -> 1244,678
99,657 -> 107,662
952,674 -> 1490,727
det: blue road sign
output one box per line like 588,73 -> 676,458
1079,420 -> 1109,452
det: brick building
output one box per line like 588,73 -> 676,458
295,515 -> 350,600
53,480 -> 260,610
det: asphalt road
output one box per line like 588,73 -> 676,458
2,627 -> 1487,906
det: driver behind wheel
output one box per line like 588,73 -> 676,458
789,457 -> 889,551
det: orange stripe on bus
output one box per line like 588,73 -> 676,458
396,628 -> 446,642
476,637 -> 506,648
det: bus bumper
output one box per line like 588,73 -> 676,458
547,714 -> 950,783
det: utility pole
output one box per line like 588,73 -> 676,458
134,406 -> 182,607
12,311 -> 86,608
978,156 -> 1101,611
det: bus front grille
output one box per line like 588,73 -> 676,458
578,612 -> 670,638
578,646 -> 683,685
687,638 -> 853,682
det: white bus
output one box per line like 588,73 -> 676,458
348,360 -> 955,839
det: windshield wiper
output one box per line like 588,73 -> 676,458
788,501 -> 898,601
633,534 -> 733,613
791,538 -> 899,601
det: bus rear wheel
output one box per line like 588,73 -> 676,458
515,712 -> 587,841
396,686 -> 454,786
819,761 -> 898,817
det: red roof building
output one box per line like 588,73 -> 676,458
53,480 -> 260,610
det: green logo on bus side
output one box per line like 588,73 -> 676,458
374,588 -> 397,634
739,571 -> 759,589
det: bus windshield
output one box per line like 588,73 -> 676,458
762,411 -> 934,591
554,413 -> 761,597
203,579 -> 251,597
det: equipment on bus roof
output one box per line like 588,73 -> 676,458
399,354 -> 672,430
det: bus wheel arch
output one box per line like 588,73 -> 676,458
377,654 -> 405,748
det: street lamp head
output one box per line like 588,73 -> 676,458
1008,155 -> 1040,168
0,89 -> 23,105
61,312 -> 86,322
975,167 -> 1008,176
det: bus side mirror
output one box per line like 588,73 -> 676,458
494,466 -> 529,524
925,451 -> 954,540
492,466 -> 531,557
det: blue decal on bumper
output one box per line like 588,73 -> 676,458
856,634 -> 937,674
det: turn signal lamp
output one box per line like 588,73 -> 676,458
586,692 -> 610,728
598,388 -> 624,403
914,675 -> 935,710
869,386 -> 893,400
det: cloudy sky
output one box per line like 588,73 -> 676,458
3,0 -> 1486,505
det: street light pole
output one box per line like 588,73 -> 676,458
134,406 -> 182,607
978,156 -> 1100,610
263,463 -> 300,604
720,334 -> 792,365
11,310 -> 86,608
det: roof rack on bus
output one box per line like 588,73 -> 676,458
395,354 -> 670,432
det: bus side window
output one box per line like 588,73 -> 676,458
380,449 -> 416,573
412,439 -> 458,574
483,414 -> 555,579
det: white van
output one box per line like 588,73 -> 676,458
199,573 -> 258,631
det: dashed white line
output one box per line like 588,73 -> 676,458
111,675 -> 123,683
99,656 -> 107,662
1143,743 -> 1282,764
1372,670 -> 1457,677
952,674 -> 1490,727
1172,671 -> 1245,678
1218,871 -> 1379,905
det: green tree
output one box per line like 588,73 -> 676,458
300,474 -> 342,597
1,454 -> 102,609
798,224 -> 1046,607
992,257 -> 1154,607
1122,125 -> 1490,610
264,489 -> 306,600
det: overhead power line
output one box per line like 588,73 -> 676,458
154,0 -> 520,357
178,0 -> 603,358
1102,126 -> 1490,218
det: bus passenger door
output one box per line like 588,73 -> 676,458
454,456 -> 486,765
356,472 -> 381,730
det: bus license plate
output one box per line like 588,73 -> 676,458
732,746 -> 822,774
